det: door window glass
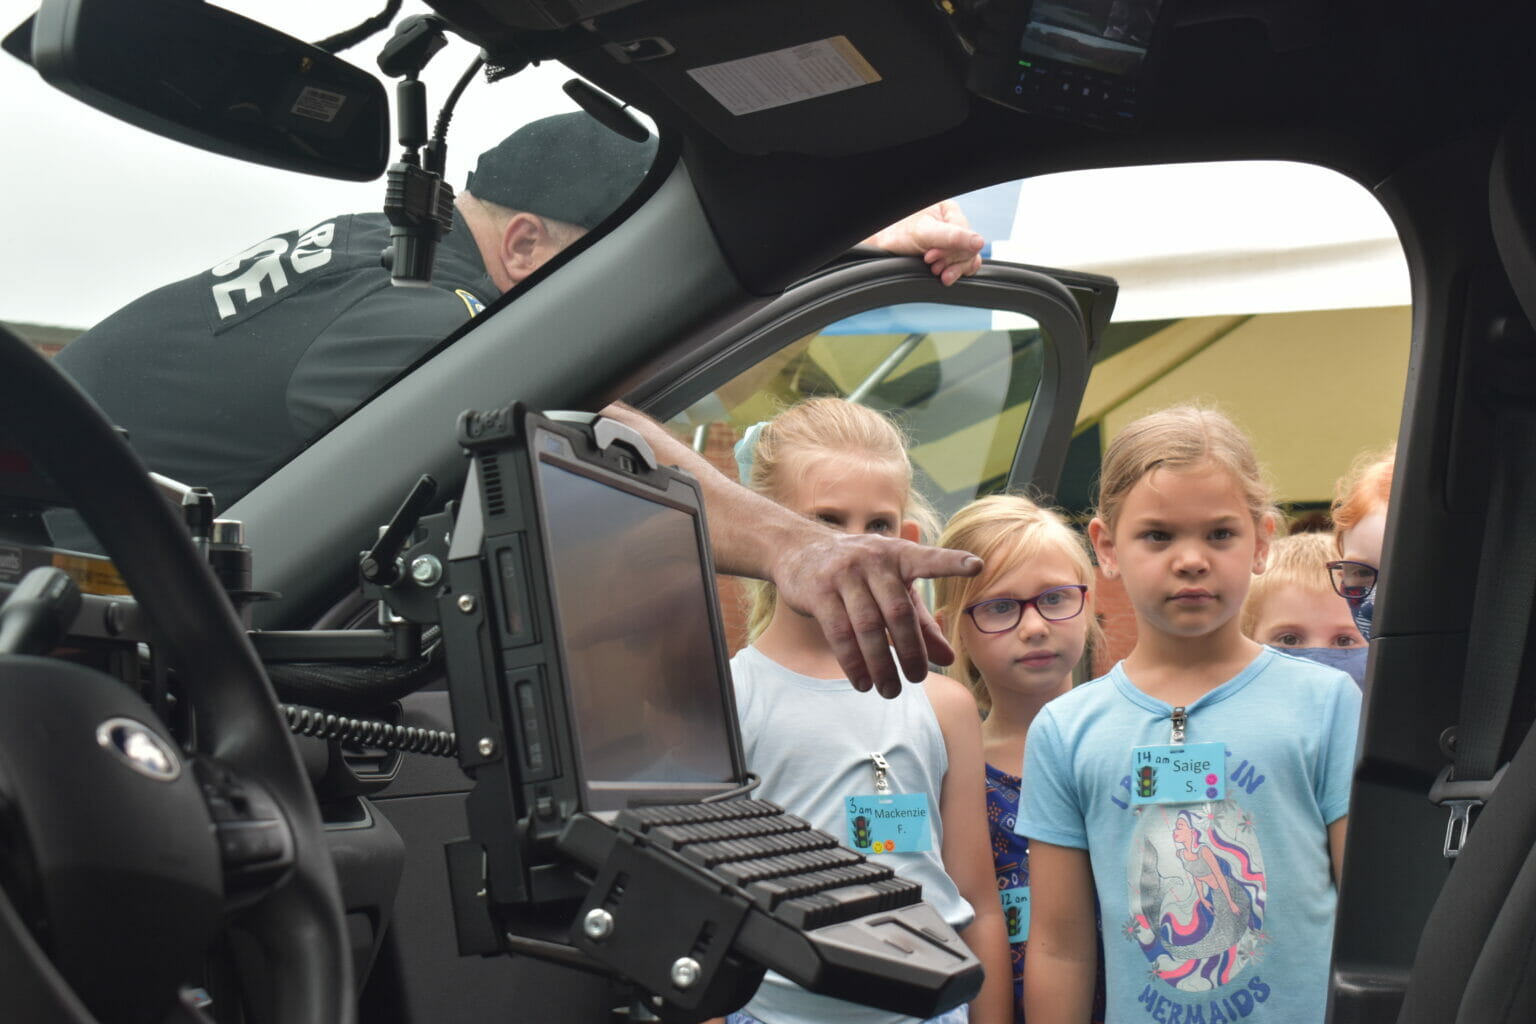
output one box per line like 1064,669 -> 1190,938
665,301 -> 1051,654
665,302 -> 1048,526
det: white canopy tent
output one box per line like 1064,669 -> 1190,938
990,160 -> 1409,320
970,161 -> 1411,506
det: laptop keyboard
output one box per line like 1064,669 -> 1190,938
557,796 -> 982,1020
603,799 -> 925,930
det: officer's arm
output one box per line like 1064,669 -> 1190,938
599,403 -> 980,698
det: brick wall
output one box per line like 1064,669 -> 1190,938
1090,568 -> 1137,677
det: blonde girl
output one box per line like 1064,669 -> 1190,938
726,397 -> 1010,1024
933,495 -> 1105,1023
1016,405 -> 1361,1024
735,398 -> 939,647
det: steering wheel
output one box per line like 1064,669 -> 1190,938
0,325 -> 351,1022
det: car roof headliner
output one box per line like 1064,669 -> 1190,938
422,0 -> 1531,292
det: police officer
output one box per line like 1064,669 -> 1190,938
56,108 -> 983,525
56,112 -> 655,514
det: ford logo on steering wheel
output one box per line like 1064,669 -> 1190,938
96,717 -> 182,782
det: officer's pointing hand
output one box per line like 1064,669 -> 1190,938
769,531 -> 982,699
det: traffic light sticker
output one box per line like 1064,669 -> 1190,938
1001,886 -> 1031,942
1129,742 -> 1227,806
845,793 -> 932,853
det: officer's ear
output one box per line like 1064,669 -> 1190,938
499,213 -> 549,285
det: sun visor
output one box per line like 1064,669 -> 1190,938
574,0 -> 971,157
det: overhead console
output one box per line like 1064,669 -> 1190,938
426,0 -> 1176,154
959,0 -> 1171,128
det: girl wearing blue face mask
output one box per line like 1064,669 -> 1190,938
1241,531 -> 1368,685
1328,446 -> 1394,642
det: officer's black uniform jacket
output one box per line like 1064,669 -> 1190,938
56,209 -> 495,513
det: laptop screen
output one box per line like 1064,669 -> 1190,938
536,447 -> 737,810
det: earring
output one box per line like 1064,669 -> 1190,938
1102,567 -> 1117,580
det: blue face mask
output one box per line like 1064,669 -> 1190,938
1285,646 -> 1369,687
1345,592 -> 1374,643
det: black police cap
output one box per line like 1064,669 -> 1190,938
464,112 -> 657,230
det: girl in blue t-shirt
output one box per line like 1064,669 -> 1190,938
933,495 -> 1106,1024
1016,405 -> 1359,1023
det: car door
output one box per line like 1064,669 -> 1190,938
622,252 -> 1115,655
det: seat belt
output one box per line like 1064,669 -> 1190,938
1429,406 -> 1536,856
1433,105 -> 1536,858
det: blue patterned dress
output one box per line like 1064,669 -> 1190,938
987,762 -> 1106,1023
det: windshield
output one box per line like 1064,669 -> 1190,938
1,0 -> 1408,557
1,0 -> 657,517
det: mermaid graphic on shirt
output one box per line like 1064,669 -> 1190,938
1128,802 -> 1268,993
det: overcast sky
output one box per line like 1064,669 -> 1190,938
0,1 -> 1407,331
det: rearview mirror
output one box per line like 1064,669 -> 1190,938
22,0 -> 389,181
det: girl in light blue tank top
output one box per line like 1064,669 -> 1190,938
724,398 -> 1011,1024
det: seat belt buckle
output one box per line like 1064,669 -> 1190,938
1429,763 -> 1507,859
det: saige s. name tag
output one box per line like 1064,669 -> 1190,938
1130,742 -> 1227,805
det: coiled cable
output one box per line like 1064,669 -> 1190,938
280,702 -> 458,759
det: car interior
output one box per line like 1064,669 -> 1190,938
2,0 -> 1536,1022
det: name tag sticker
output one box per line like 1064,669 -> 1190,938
1130,741 -> 1227,805
1001,885 -> 1031,942
845,793 -> 932,853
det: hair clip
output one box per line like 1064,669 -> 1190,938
733,420 -> 770,486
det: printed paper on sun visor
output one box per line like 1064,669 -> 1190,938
687,36 -> 880,116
